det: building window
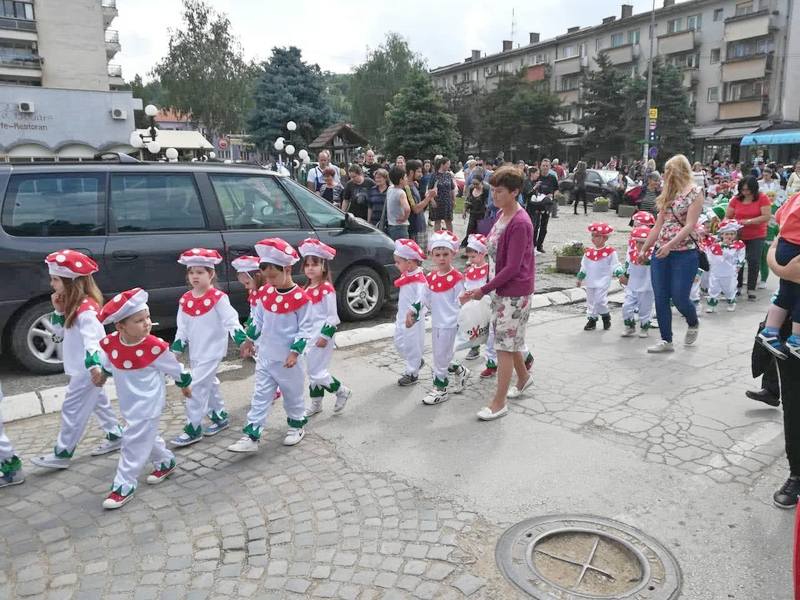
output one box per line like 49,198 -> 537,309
707,86 -> 719,102
667,18 -> 683,34
534,53 -> 547,64
596,38 -> 606,51
686,14 -> 702,30
610,33 -> 625,48
561,45 -> 576,58
727,37 -> 771,59
735,1 -> 754,16
557,108 -> 572,122
713,8 -> 724,21
559,75 -> 580,91
665,52 -> 699,69
628,30 -> 640,44
726,79 -> 763,101
710,48 -> 720,64
0,1 -> 34,19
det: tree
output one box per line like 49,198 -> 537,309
442,83 -> 481,157
152,0 -> 257,136
382,72 -> 459,159
350,33 -> 426,144
322,72 -> 353,123
248,47 -> 334,151
479,73 -> 561,161
129,75 -> 167,128
579,53 -> 629,163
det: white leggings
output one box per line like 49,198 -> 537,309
245,358 -> 307,434
394,319 -> 425,377
184,358 -> 225,429
55,371 -> 119,456
432,327 -> 457,384
111,417 -> 173,495
585,287 -> 609,319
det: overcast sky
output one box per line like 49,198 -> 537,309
116,0 -> 679,81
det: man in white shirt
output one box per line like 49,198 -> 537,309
306,151 -> 340,192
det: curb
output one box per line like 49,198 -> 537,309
4,283 -> 619,424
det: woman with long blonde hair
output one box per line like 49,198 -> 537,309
639,155 -> 704,353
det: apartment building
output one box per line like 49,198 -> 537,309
0,0 -> 141,160
431,0 -> 800,165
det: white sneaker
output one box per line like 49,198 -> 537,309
758,280 -> 768,289
31,454 -> 71,469
423,387 -> 449,405
451,366 -> 470,394
726,302 -> 736,312
705,305 -> 715,313
620,325 -> 636,337
684,325 -> 699,346
227,436 -> 259,453
90,437 -> 122,456
334,386 -> 351,413
283,427 -> 305,446
638,327 -> 649,338
304,398 -> 323,418
647,340 -> 674,353
507,374 -> 534,399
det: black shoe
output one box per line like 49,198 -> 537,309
773,476 -> 800,508
601,314 -> 611,330
536,246 -> 545,254
745,388 -> 780,407
397,374 -> 419,387
584,318 -> 597,331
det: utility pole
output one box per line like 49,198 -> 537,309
642,0 -> 657,162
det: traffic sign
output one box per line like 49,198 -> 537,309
218,139 -> 229,150
648,146 -> 658,158
649,108 -> 658,120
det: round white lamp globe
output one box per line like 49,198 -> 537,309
208,151 -> 216,159
298,149 -> 309,160
285,144 -> 295,156
144,104 -> 158,117
274,139 -> 285,152
286,121 -> 297,131
146,140 -> 161,155
165,147 -> 179,161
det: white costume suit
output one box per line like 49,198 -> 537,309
420,269 -> 464,386
463,264 -> 496,363
98,333 -> 188,495
622,248 -> 654,327
51,299 -> 121,456
578,247 -> 623,319
245,284 -> 314,437
706,241 -> 746,302
173,288 -> 244,431
0,383 -> 21,476
394,269 -> 427,378
305,282 -> 342,395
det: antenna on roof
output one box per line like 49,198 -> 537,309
511,8 -> 516,44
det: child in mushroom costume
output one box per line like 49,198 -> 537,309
31,250 -> 124,471
231,255 -> 263,330
620,226 -> 654,337
299,238 -> 352,418
169,248 -> 246,447
577,223 -> 624,331
393,238 -> 428,387
93,288 -> 192,509
705,219 -> 746,313
0,382 -> 24,487
228,238 -> 315,453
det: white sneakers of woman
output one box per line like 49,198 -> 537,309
507,375 -> 534,399
647,340 -> 674,353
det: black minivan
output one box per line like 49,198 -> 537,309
0,159 -> 398,373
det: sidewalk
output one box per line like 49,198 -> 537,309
0,292 -> 793,599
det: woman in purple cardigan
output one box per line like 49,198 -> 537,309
463,167 -> 535,420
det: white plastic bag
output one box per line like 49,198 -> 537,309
455,296 -> 491,351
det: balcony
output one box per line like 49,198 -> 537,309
553,55 -> 583,77
601,43 -> 638,65
524,63 -> 549,83
102,0 -> 118,27
682,68 -> 699,88
658,30 -> 696,55
721,54 -> 772,82
718,98 -> 766,120
105,29 -> 121,58
0,16 -> 36,42
724,10 -> 772,43
0,55 -> 41,80
557,88 -> 580,104
107,63 -> 122,78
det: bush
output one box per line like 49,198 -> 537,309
554,241 -> 585,257
593,196 -> 610,207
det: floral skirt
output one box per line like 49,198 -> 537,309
491,294 -> 531,352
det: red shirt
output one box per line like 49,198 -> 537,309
728,193 -> 771,240
776,192 -> 800,245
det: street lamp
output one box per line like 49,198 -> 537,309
138,103 -> 160,159
165,147 -> 178,162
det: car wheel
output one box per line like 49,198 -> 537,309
9,299 -> 64,374
337,266 -> 385,322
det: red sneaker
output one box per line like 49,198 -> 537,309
147,463 -> 176,485
480,366 -> 497,379
102,490 -> 134,509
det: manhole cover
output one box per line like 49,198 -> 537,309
496,514 -> 681,599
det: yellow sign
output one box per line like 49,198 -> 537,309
649,108 -> 658,120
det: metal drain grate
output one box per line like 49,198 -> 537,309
495,514 -> 681,599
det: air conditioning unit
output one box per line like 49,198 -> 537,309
110,108 -> 127,120
18,102 -> 34,113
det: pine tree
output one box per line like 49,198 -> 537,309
579,53 -> 629,163
247,47 -> 334,151
382,72 -> 459,159
650,62 -> 693,163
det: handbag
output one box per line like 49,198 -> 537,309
669,204 -> 710,272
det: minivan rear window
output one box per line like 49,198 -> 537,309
1,173 -> 105,236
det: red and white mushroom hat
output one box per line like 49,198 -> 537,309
587,222 -> 614,236
45,249 -> 99,279
254,238 -> 299,267
299,238 -> 336,261
98,288 -> 149,325
178,248 -> 223,268
632,211 -> 656,227
466,234 -> 487,254
393,238 -> 426,261
718,219 -> 743,234
428,230 -> 460,252
231,255 -> 261,274
630,226 -> 651,241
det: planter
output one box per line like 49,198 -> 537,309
593,204 -> 609,213
555,254 -> 582,274
554,192 -> 568,206
617,204 -> 636,218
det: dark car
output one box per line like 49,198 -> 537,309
0,159 -> 399,374
558,169 -> 636,209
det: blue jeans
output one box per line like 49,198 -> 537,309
650,249 -> 699,343
387,224 -> 408,241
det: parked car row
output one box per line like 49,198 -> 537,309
558,169 -> 637,209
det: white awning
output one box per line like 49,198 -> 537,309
131,129 -> 213,150
711,125 -> 760,140
690,126 -> 721,139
